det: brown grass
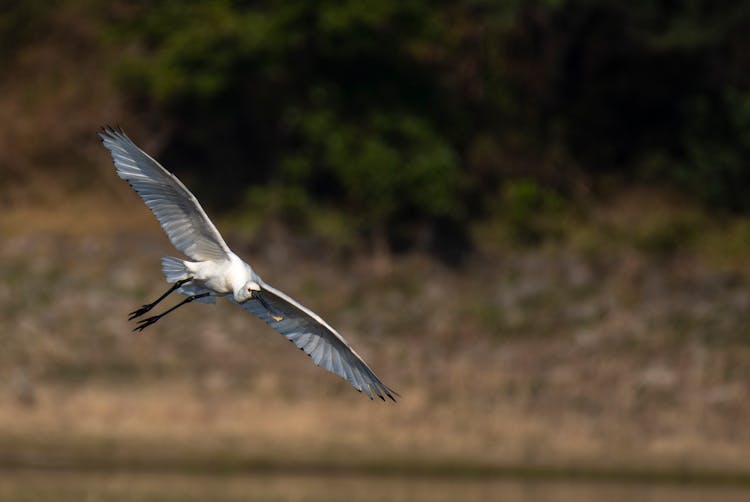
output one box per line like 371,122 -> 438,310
1,201 -> 750,481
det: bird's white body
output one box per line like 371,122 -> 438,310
179,252 -> 259,301
99,127 -> 396,401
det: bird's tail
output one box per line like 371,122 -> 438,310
161,256 -> 189,283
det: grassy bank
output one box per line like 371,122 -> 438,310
1,200 -> 750,483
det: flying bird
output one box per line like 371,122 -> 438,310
99,127 -> 397,401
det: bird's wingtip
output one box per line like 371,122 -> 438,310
98,124 -> 127,140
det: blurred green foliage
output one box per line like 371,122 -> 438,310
100,1 -> 750,252
502,179 -> 566,244
0,0 -> 52,70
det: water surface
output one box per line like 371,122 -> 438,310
1,470 -> 749,501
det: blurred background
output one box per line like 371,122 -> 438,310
2,1 -> 750,500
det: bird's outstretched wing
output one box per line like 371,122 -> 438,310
236,282 -> 397,401
98,127 -> 231,261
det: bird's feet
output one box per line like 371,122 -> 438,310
252,291 -> 285,322
133,315 -> 161,333
128,304 -> 154,321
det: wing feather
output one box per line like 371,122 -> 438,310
234,282 -> 397,401
99,127 -> 231,261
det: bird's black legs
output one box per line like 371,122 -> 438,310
129,278 -> 193,320
133,292 -> 211,333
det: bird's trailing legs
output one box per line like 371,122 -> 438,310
129,278 -> 193,320
133,292 -> 211,333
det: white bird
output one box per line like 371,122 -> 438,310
99,127 -> 397,401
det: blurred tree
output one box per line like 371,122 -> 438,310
501,0 -> 750,208
109,0 -> 468,256
0,0 -> 51,71
101,0 -> 750,255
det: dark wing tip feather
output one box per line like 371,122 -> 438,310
372,381 -> 399,403
99,125 -> 126,139
98,125 -> 122,142
237,287 -> 400,403
385,388 -> 399,402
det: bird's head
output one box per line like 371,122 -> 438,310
235,280 -> 261,303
